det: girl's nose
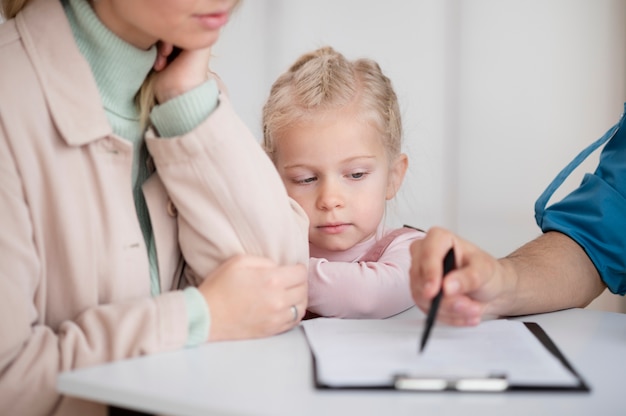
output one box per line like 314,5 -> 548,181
316,179 -> 344,211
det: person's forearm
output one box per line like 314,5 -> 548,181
307,258 -> 414,318
146,93 -> 309,278
496,231 -> 606,316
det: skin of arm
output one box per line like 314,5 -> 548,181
495,231 -> 606,316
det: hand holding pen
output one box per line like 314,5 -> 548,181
409,227 -> 506,328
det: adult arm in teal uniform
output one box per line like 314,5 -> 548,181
408,105 -> 625,326
537,104 -> 626,296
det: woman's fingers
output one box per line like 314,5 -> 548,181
152,47 -> 212,103
198,255 -> 308,341
153,41 -> 174,71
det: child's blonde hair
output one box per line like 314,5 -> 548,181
262,46 -> 402,162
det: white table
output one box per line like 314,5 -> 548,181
57,307 -> 626,416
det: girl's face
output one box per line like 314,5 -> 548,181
273,108 -> 407,252
91,0 -> 239,50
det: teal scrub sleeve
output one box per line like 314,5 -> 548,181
535,104 -> 626,295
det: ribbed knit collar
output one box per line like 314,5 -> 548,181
63,0 -> 156,120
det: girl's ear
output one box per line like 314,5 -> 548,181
386,153 -> 408,200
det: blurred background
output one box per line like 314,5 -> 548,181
211,0 -> 626,312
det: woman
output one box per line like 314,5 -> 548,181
0,0 -> 308,414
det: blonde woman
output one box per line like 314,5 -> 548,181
263,47 -> 424,319
0,0 -> 309,414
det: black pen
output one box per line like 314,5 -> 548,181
419,247 -> 455,353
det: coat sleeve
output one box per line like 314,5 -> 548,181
145,92 -> 310,281
0,127 -> 190,416
306,230 -> 424,319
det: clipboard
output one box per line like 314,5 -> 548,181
302,318 -> 590,393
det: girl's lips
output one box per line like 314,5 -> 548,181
194,12 -> 229,30
317,224 -> 350,235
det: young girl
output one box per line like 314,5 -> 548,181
0,0 -> 308,414
263,46 -> 425,319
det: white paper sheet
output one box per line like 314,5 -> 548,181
301,318 -> 579,388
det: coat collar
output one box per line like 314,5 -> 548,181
15,0 -> 112,146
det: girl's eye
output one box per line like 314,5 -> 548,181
295,176 -> 317,185
350,172 -> 367,180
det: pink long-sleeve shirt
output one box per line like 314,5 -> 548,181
307,227 -> 425,318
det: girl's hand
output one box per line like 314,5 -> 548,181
197,255 -> 308,341
152,41 -> 212,104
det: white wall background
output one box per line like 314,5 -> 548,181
212,0 -> 626,312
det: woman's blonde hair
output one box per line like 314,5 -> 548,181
1,0 -> 28,19
135,72 -> 158,129
262,46 -> 402,162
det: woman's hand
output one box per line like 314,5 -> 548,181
409,227 -> 511,326
197,254 -> 308,341
152,41 -> 212,104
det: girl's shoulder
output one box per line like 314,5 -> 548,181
360,226 -> 425,262
383,225 -> 426,241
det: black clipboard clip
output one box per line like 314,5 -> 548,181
393,373 -> 509,392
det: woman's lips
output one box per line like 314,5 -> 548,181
194,12 -> 229,30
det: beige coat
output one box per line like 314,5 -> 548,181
0,1 -> 309,415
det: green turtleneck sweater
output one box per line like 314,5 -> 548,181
63,0 -> 218,346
